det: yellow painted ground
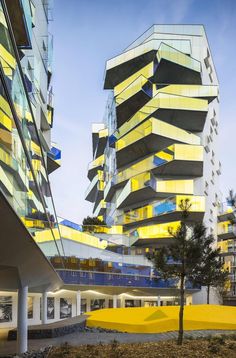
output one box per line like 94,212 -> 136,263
86,305 -> 236,333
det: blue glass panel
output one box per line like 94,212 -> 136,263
60,220 -> 82,232
58,270 -> 178,289
153,200 -> 176,216
153,156 -> 167,167
109,134 -> 117,146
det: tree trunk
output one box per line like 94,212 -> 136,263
207,285 -> 210,304
177,275 -> 185,345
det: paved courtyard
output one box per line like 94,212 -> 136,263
1,329 -> 236,356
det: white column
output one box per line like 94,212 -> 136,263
17,286 -> 28,354
76,290 -> 81,316
41,291 -> 47,325
113,295 -> 118,308
157,295 -> 161,307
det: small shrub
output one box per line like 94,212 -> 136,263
208,341 -> 221,354
60,342 -> 71,356
211,335 -> 226,345
228,342 -> 236,350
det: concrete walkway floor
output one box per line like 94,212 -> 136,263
1,330 -> 236,356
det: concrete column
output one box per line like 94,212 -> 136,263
17,286 -> 28,354
76,290 -> 81,316
86,298 -> 91,312
41,291 -> 47,325
157,295 -> 161,307
113,295 -> 118,308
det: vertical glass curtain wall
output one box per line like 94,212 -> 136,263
0,1 -> 64,259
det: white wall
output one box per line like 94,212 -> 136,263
192,286 -> 221,305
0,289 -> 194,329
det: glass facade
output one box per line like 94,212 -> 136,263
0,1 -> 64,257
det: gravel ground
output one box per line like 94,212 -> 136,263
1,330 -> 236,357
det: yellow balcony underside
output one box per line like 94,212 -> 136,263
0,108 -> 12,131
115,75 -> 150,106
116,118 -> 200,152
0,44 -> 16,70
114,62 -> 154,97
114,93 -> 207,139
0,94 -> 12,120
116,171 -> 194,209
88,154 -> 105,170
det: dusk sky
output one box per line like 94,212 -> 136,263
50,0 -> 236,224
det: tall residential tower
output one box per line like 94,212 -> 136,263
86,25 -> 220,252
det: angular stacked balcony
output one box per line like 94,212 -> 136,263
115,75 -> 153,126
47,143 -> 61,174
92,125 -> 108,158
153,43 -> 201,84
116,171 -> 194,209
86,125 -> 108,215
218,221 -> 236,240
85,170 -> 104,204
115,118 -> 200,168
116,195 -> 205,227
87,154 -> 105,181
104,144 -> 203,202
93,199 -> 107,217
111,92 -> 208,145
156,84 -> 218,103
127,221 -> 181,246
5,0 -> 32,49
104,39 -> 192,88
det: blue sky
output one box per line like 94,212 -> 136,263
50,0 -> 236,223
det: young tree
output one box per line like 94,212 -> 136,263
148,199 -> 211,345
82,216 -> 106,232
191,235 -> 229,304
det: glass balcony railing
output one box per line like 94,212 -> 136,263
51,256 -> 151,276
114,62 -> 154,97
88,154 -> 105,171
218,239 -> 236,254
116,170 -> 194,209
34,223 -> 108,250
113,92 -> 207,139
57,269 -> 176,289
116,118 -> 200,153
218,221 -> 236,237
85,170 -> 104,201
0,3 -> 64,258
157,42 -> 201,73
117,195 -> 205,225
156,84 -> 218,101
130,221 -> 181,240
93,199 -> 107,217
115,75 -> 152,107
